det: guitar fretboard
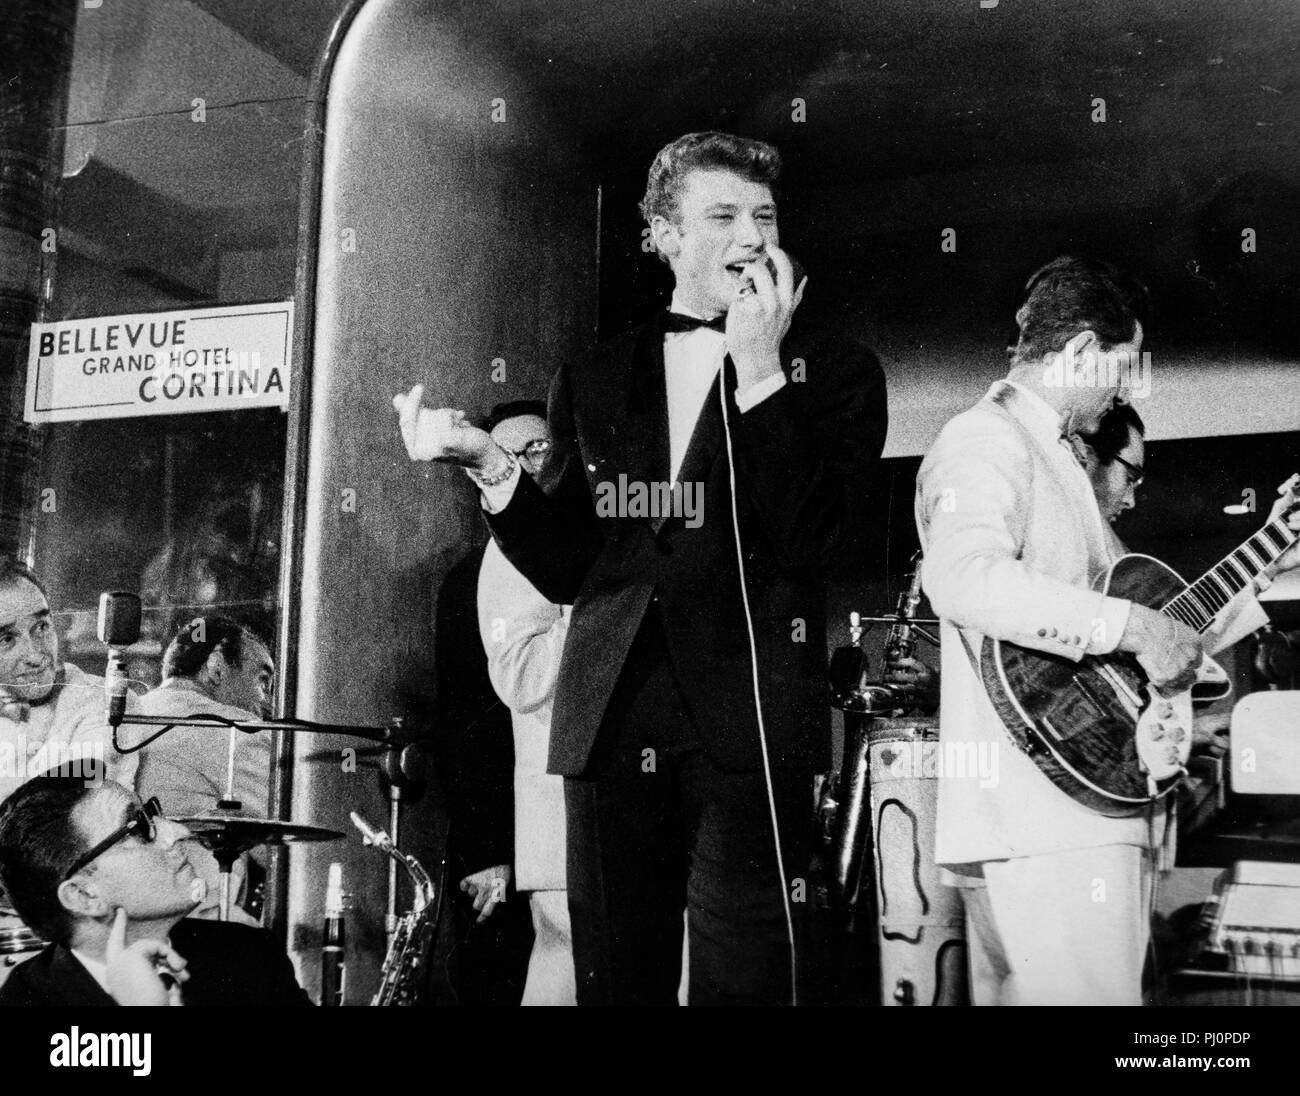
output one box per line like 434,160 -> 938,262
1163,515 -> 1297,633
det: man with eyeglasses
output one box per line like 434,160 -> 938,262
1077,401 -> 1146,560
476,401 -> 580,1003
0,776 -> 309,1005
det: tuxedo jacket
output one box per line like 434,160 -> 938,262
488,311 -> 887,776
0,919 -> 311,1006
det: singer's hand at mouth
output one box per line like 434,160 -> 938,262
460,864 -> 511,924
725,244 -> 806,391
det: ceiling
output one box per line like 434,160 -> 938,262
56,0 -> 1299,353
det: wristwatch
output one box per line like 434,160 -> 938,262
467,447 -> 518,488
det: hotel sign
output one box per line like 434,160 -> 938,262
25,301 -> 293,423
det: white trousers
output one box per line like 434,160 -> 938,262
959,844 -> 1155,1005
521,891 -> 690,1005
522,890 -> 578,1006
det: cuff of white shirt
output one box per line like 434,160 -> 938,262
1085,595 -> 1132,656
734,372 -> 786,413
476,463 -> 522,514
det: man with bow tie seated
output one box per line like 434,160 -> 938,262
393,132 -> 888,1004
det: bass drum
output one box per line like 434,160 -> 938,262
867,717 -> 968,1005
0,909 -> 43,991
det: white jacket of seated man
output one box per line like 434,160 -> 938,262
134,679 -> 272,926
477,538 -> 573,1004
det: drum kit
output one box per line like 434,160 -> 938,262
0,906 -> 42,991
822,554 -> 968,1006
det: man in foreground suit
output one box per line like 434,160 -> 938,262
394,132 -> 887,1003
915,256 -> 1300,1005
0,776 -> 309,1005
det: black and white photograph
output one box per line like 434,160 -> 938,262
0,0 -> 1297,1076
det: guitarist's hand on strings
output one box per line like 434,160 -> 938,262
1117,605 -> 1203,697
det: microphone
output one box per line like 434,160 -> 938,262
97,592 -> 141,729
883,553 -> 924,669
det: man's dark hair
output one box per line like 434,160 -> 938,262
483,400 -> 547,434
0,776 -> 95,944
0,558 -> 48,600
1011,256 -> 1152,364
1080,402 -> 1145,465
639,131 -> 783,229
161,615 -> 259,680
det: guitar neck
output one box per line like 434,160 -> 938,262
1163,514 -> 1297,633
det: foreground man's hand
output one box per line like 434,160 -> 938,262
104,907 -> 188,1006
460,865 -> 512,924
392,384 -> 499,471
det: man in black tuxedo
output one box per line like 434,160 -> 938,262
0,776 -> 309,1006
394,132 -> 887,1004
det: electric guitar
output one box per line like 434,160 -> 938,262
980,479 -> 1299,816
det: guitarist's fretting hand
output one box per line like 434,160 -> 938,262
1265,474 -> 1300,576
1116,605 -> 1202,697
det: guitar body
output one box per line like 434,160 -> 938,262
981,553 -> 1224,816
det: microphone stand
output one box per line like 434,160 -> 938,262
111,713 -> 422,926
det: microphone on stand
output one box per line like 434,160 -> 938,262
883,553 -> 925,672
97,592 -> 141,729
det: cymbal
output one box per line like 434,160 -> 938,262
176,814 -> 344,860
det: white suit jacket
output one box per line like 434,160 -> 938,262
134,680 -> 272,819
477,539 -> 570,892
915,380 -> 1265,865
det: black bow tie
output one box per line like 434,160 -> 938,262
663,311 -> 726,334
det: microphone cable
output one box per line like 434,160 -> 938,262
717,368 -> 799,1006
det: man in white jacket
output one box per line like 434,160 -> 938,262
915,256 -> 1300,1005
475,402 -> 574,1004
134,616 -> 274,923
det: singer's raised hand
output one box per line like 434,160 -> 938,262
725,244 -> 806,391
391,384 -> 497,470
104,907 -> 189,1006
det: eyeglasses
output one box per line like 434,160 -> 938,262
511,439 -> 551,463
63,797 -> 163,881
1114,454 -> 1145,490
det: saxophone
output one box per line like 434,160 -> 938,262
350,812 -> 438,1006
